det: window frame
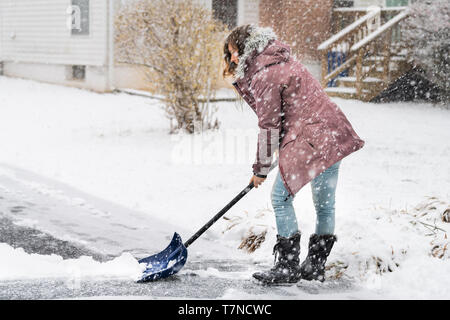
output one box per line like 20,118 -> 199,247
70,0 -> 90,37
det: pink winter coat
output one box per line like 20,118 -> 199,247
232,37 -> 365,196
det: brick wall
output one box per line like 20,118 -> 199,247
259,0 -> 333,62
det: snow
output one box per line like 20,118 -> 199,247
324,87 -> 371,94
0,244 -> 145,281
325,87 -> 359,94
339,76 -> 382,83
0,76 -> 449,299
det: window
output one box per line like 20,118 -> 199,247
212,0 -> 238,30
67,65 -> 86,81
386,0 -> 409,7
333,0 -> 354,7
70,0 -> 90,35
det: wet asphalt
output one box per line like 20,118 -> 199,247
0,213 -> 289,299
0,213 -> 358,299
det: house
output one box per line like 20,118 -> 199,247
0,0 -> 415,100
0,0 -> 116,92
0,0 -> 259,93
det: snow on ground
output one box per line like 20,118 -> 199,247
0,76 -> 449,298
0,243 -> 144,281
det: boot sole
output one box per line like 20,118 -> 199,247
252,274 -> 300,286
300,273 -> 326,282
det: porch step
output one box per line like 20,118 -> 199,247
324,86 -> 371,100
338,76 -> 382,83
348,67 -> 385,78
365,55 -> 407,62
347,58 -> 407,77
337,76 -> 384,90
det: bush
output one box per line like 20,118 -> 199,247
115,0 -> 228,133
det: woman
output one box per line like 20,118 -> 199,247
223,24 -> 365,284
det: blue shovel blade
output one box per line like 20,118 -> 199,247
137,232 -> 188,282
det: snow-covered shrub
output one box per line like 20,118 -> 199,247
408,196 -> 450,260
115,0 -> 228,133
326,196 -> 450,282
400,0 -> 450,102
222,207 -> 276,254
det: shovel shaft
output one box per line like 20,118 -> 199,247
183,159 -> 278,248
183,182 -> 254,248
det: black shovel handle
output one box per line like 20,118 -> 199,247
183,159 -> 278,248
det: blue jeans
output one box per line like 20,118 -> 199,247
271,160 -> 341,237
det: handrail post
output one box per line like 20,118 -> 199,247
382,30 -> 392,87
355,48 -> 363,99
321,51 -> 328,88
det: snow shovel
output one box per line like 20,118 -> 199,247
137,159 -> 279,282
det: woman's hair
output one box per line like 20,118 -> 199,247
222,24 -> 254,79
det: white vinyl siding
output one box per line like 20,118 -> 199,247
0,3 -> 4,61
0,0 -> 107,66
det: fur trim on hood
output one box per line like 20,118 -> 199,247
235,25 -> 278,80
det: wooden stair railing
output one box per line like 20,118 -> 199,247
318,8 -> 382,88
349,9 -> 411,101
331,6 -> 408,34
319,7 -> 413,102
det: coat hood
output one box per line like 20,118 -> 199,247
235,25 -> 291,81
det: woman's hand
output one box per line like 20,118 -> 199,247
250,175 -> 266,188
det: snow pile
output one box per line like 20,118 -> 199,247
317,196 -> 450,298
221,195 -> 450,298
0,244 -> 145,281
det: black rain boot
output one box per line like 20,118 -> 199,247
253,232 -> 301,284
300,234 -> 337,282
